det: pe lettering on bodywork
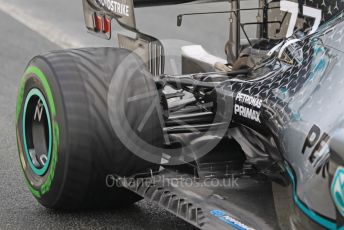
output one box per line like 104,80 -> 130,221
302,124 -> 331,178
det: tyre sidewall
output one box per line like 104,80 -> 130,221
16,58 -> 69,208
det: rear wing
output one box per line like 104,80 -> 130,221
82,0 -> 344,74
83,0 -> 344,40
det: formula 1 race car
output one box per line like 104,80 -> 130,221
15,0 -> 344,229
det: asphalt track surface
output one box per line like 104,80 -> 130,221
0,0 -> 255,229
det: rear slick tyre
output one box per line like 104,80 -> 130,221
15,48 -> 163,210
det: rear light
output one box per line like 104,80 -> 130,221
94,14 -> 103,32
104,17 -> 111,33
94,13 -> 111,33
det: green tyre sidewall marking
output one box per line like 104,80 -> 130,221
22,88 -> 52,176
16,65 -> 60,198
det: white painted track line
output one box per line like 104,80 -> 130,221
0,1 -> 82,48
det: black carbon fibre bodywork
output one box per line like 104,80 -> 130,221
80,1 -> 344,229
117,169 -> 278,230
214,11 -> 344,229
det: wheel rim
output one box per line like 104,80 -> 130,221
22,88 -> 52,176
